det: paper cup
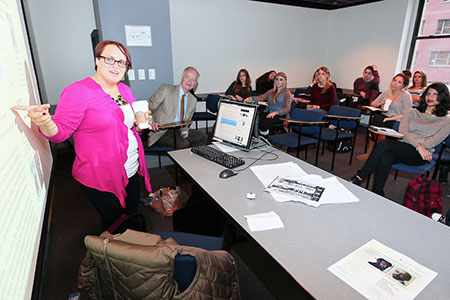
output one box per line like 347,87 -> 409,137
132,101 -> 150,129
383,99 -> 392,111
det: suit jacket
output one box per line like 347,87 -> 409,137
148,84 -> 197,146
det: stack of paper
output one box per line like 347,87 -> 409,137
251,162 -> 359,207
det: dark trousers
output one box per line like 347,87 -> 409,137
81,172 -> 141,231
156,129 -> 207,149
372,113 -> 395,128
259,111 -> 283,131
357,139 -> 426,196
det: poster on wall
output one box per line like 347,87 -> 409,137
125,25 -> 152,46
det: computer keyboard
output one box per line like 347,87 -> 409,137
191,145 -> 245,169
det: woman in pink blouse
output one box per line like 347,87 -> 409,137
17,40 -> 152,230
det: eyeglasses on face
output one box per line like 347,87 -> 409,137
98,56 -> 128,68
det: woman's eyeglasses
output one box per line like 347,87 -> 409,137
98,56 -> 128,68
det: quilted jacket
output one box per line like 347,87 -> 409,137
78,230 -> 240,300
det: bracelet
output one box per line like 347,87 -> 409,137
415,144 -> 421,151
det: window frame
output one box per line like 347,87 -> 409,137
406,0 -> 450,68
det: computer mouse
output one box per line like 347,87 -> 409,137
219,169 -> 237,179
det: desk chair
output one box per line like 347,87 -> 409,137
80,230 -> 238,298
313,105 -> 362,171
149,231 -> 225,292
143,122 -> 192,185
268,108 -> 326,165
191,94 -> 220,133
391,134 -> 449,180
433,135 -> 450,180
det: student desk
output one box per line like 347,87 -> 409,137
168,146 -> 450,299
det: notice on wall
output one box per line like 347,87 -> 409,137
125,25 -> 152,46
328,239 -> 437,300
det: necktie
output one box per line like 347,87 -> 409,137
180,94 -> 185,121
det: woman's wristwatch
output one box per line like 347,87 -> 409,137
415,143 -> 422,151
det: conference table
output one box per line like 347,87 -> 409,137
168,145 -> 450,299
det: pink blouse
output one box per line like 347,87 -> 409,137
41,77 -> 151,208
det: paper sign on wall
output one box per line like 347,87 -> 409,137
125,25 -> 152,46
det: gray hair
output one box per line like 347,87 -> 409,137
182,66 -> 200,81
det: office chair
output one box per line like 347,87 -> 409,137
313,105 -> 362,171
191,94 -> 220,133
391,134 -> 449,180
79,230 -> 239,298
268,108 -> 326,165
432,135 -> 450,180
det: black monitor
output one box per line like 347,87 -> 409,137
213,99 -> 258,151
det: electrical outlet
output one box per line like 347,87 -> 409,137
127,69 -> 135,81
138,69 -> 145,80
148,69 -> 155,80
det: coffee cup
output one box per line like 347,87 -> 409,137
383,99 -> 392,111
132,101 -> 150,129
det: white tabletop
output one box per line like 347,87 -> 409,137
169,146 -> 450,299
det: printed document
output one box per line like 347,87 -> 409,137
328,239 -> 437,300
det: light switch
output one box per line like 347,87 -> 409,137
127,69 -> 135,81
148,69 -> 155,80
138,69 -> 145,80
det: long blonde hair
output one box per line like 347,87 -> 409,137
270,73 -> 287,104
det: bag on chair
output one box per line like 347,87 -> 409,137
402,177 -> 442,217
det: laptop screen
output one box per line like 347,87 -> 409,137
213,99 -> 258,151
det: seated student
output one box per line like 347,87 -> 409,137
147,66 -> 207,149
357,73 -> 412,161
369,73 -> 412,127
353,65 -> 380,106
307,66 -> 336,112
225,69 -> 252,101
350,83 -> 450,196
255,70 -> 276,95
407,70 -> 427,106
244,72 -> 293,136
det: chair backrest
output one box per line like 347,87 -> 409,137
206,94 -> 221,113
328,105 -> 361,130
290,108 -> 325,135
294,88 -> 308,97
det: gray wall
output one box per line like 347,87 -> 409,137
23,0 -> 96,104
93,0 -> 173,100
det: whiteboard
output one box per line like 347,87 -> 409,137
0,0 -> 53,299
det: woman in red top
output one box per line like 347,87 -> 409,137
308,66 -> 336,112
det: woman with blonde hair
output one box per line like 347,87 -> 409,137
244,72 -> 293,136
225,69 -> 252,101
407,70 -> 427,106
308,66 -> 336,112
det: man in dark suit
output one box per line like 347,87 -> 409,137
147,66 -> 207,148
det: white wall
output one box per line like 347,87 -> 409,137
23,0 -> 96,104
326,0 -> 418,91
169,0 -> 330,93
25,0 -> 417,104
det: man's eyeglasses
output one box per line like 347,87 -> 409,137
98,56 -> 128,68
